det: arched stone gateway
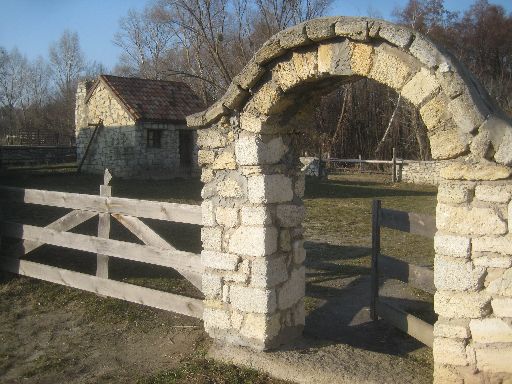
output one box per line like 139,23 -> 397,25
187,17 -> 512,383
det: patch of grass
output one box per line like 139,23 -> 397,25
138,359 -> 289,384
23,354 -> 76,378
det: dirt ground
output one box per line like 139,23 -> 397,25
0,169 -> 437,383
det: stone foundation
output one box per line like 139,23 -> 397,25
399,160 -> 445,185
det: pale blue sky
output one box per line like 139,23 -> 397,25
1,0 -> 511,70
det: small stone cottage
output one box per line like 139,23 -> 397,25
75,75 -> 204,178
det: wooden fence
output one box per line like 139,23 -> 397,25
371,199 -> 436,347
0,170 -> 204,319
328,148 -> 401,182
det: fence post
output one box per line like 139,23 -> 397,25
359,154 -> 362,173
370,199 -> 381,321
392,148 -> 397,183
97,169 -> 112,279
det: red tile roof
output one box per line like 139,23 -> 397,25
86,75 -> 204,123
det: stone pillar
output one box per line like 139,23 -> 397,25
199,115 -> 305,350
433,167 -> 512,383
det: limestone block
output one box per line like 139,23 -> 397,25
201,227 -> 223,251
239,113 -> 282,135
494,128 -> 512,166
197,127 -> 227,149
486,268 -> 512,296
254,37 -> 287,66
245,81 -> 292,115
279,229 -> 292,252
473,254 -> 512,268
434,318 -> 470,339
434,235 -> 471,258
292,240 -> 306,264
276,204 -> 305,227
202,274 -> 223,298
202,200 -> 216,226
251,257 -> 289,288
229,285 -> 277,313
204,103 -> 229,125
202,250 -> 240,271
475,346 -> 512,373
248,174 -> 294,204
448,92 -> 487,135
212,150 -> 237,170
350,43 -> 374,76
228,226 -> 278,257
334,18 -> 368,41
470,318 -> 512,343
437,183 -> 473,204
240,313 -> 281,341
203,307 -> 231,331
491,298 -> 512,317
240,206 -> 273,226
409,35 -> 438,68
235,135 -> 288,166
215,207 -> 239,227
272,50 -> 318,92
433,364 -> 464,384
294,174 -> 306,198
434,291 -> 491,318
433,337 -> 468,366
436,203 -> 507,236
221,82 -> 250,110
318,40 -> 353,76
217,178 -> 244,198
440,160 -> 512,181
278,24 -> 310,49
233,60 -> 265,90
305,17 -> 337,41
370,44 -> 420,90
277,267 -> 306,310
201,168 -> 215,183
379,24 -> 413,48
402,68 -> 440,106
428,120 -> 470,160
434,256 -> 485,291
474,184 -> 512,203
436,65 -> 465,99
472,236 -> 512,255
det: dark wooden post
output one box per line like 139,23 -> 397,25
392,147 -> 397,183
97,169 -> 112,279
359,154 -> 362,173
371,199 -> 381,321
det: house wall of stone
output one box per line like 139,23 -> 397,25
75,81 -> 198,179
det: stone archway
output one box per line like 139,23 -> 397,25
187,17 -> 512,383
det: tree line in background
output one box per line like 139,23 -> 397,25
0,31 -> 104,145
1,0 -> 510,161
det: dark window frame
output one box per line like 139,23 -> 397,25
147,129 -> 162,148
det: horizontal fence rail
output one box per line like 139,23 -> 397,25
0,186 -> 202,225
371,199 -> 435,348
0,169 -> 203,319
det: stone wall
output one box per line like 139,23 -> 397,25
75,81 -> 198,179
198,117 -> 306,350
399,160 -> 445,185
434,172 -> 512,383
187,16 -> 512,383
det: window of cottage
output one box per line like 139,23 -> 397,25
147,129 -> 162,148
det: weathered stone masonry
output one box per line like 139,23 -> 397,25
76,78 -> 199,179
188,16 -> 512,383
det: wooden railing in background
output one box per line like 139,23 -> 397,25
0,169 -> 203,319
371,199 -> 436,348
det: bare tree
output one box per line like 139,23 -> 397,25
49,30 -> 85,98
